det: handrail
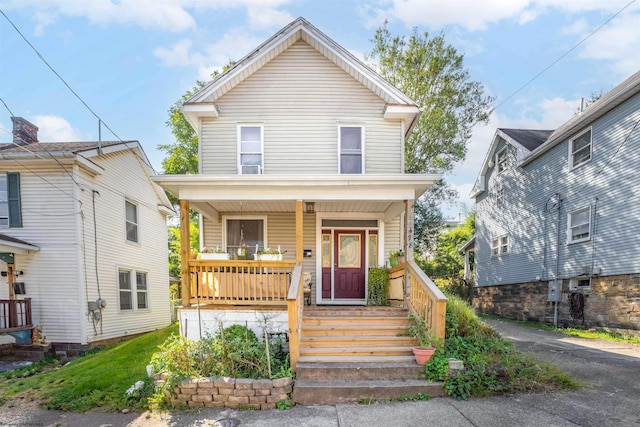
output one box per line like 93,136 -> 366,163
0,298 -> 33,333
188,260 -> 296,305
406,260 -> 448,341
286,261 -> 304,372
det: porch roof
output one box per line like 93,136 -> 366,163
0,234 -> 40,254
153,173 -> 441,220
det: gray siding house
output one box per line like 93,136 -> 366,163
470,71 -> 640,332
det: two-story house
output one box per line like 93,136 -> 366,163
470,71 -> 640,333
0,117 -> 173,356
153,17 -> 447,378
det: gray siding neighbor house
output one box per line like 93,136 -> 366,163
470,71 -> 640,332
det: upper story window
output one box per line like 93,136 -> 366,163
125,200 -> 138,243
0,172 -> 22,228
238,125 -> 263,174
568,206 -> 591,244
569,128 -> 592,169
339,126 -> 364,174
491,234 -> 509,257
496,147 -> 507,173
496,187 -> 505,208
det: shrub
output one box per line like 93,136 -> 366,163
367,268 -> 389,306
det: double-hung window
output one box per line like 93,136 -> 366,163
125,200 -> 138,243
568,206 -> 591,243
569,128 -> 592,169
0,172 -> 22,228
491,234 -> 509,256
118,269 -> 148,311
496,148 -> 507,173
339,126 -> 363,174
238,125 -> 263,174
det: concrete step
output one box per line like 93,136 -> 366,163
293,378 -> 446,405
296,361 -> 423,381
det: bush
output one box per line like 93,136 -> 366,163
367,268 -> 389,306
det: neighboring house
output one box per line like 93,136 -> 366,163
153,17 -> 447,372
470,71 -> 640,332
0,117 -> 173,355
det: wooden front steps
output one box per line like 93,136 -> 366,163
293,306 -> 444,405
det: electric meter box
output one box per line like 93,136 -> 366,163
547,281 -> 562,302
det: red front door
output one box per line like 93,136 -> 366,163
333,230 -> 366,299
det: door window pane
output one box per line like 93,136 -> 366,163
338,234 -> 360,268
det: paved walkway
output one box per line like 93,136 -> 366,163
2,320 -> 639,426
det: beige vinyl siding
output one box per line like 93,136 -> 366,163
0,168 -> 83,343
76,152 -> 170,344
200,41 -> 402,175
384,217 -> 401,262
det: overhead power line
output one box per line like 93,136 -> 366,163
493,0 -> 637,113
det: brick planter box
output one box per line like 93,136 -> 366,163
155,374 -> 293,410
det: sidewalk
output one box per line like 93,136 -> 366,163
2,320 -> 639,427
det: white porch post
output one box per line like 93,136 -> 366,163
405,200 -> 415,260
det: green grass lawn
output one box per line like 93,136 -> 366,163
0,323 -> 177,412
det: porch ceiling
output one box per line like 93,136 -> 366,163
192,200 -> 395,214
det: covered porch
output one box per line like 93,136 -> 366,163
153,174 -> 447,370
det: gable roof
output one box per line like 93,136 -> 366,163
499,129 -> 553,152
182,17 -> 421,135
0,140 -> 125,154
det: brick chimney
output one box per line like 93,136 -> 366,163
11,117 -> 39,145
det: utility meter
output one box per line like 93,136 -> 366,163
548,281 -> 562,302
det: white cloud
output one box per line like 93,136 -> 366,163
30,115 -> 84,142
3,0 -> 293,34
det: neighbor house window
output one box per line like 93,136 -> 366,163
225,217 -> 266,259
0,172 -> 22,228
125,200 -> 138,243
496,148 -> 507,173
568,206 -> 591,243
496,187 -> 504,208
491,234 -> 509,256
119,269 -> 149,311
339,126 -> 363,174
238,125 -> 263,174
569,128 -> 592,169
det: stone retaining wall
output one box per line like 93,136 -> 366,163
473,273 -> 640,333
155,374 -> 293,410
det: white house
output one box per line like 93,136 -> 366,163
0,117 -> 173,356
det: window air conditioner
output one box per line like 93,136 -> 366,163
241,165 -> 262,175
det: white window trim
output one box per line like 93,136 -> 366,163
568,127 -> 592,170
567,206 -> 591,244
117,268 -> 150,312
338,125 -> 365,174
222,215 -> 268,253
496,147 -> 507,174
125,199 -> 139,245
491,234 -> 509,257
237,123 -> 264,174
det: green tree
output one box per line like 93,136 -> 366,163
168,222 -> 200,277
367,23 -> 492,253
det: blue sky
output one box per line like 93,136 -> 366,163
1,0 -> 638,218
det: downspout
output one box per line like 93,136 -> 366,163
590,198 -> 599,275
553,194 -> 563,327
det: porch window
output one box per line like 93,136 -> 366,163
225,218 -> 265,259
339,126 -> 363,174
238,125 -> 263,174
125,200 -> 138,243
569,128 -> 592,169
119,269 -> 149,311
0,172 -> 22,228
568,206 -> 591,243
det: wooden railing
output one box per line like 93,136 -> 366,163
188,260 -> 296,305
286,262 -> 304,372
0,298 -> 33,333
406,260 -> 448,341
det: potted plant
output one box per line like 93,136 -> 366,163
198,246 -> 230,260
389,249 -> 401,267
237,243 -> 249,260
367,267 -> 389,306
407,312 -> 440,364
396,249 -> 406,264
257,247 -> 284,261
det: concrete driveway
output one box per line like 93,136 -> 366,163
1,319 -> 639,427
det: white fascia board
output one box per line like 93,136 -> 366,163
0,241 -> 40,254
75,155 -> 104,176
384,105 -> 421,120
182,103 -> 219,129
